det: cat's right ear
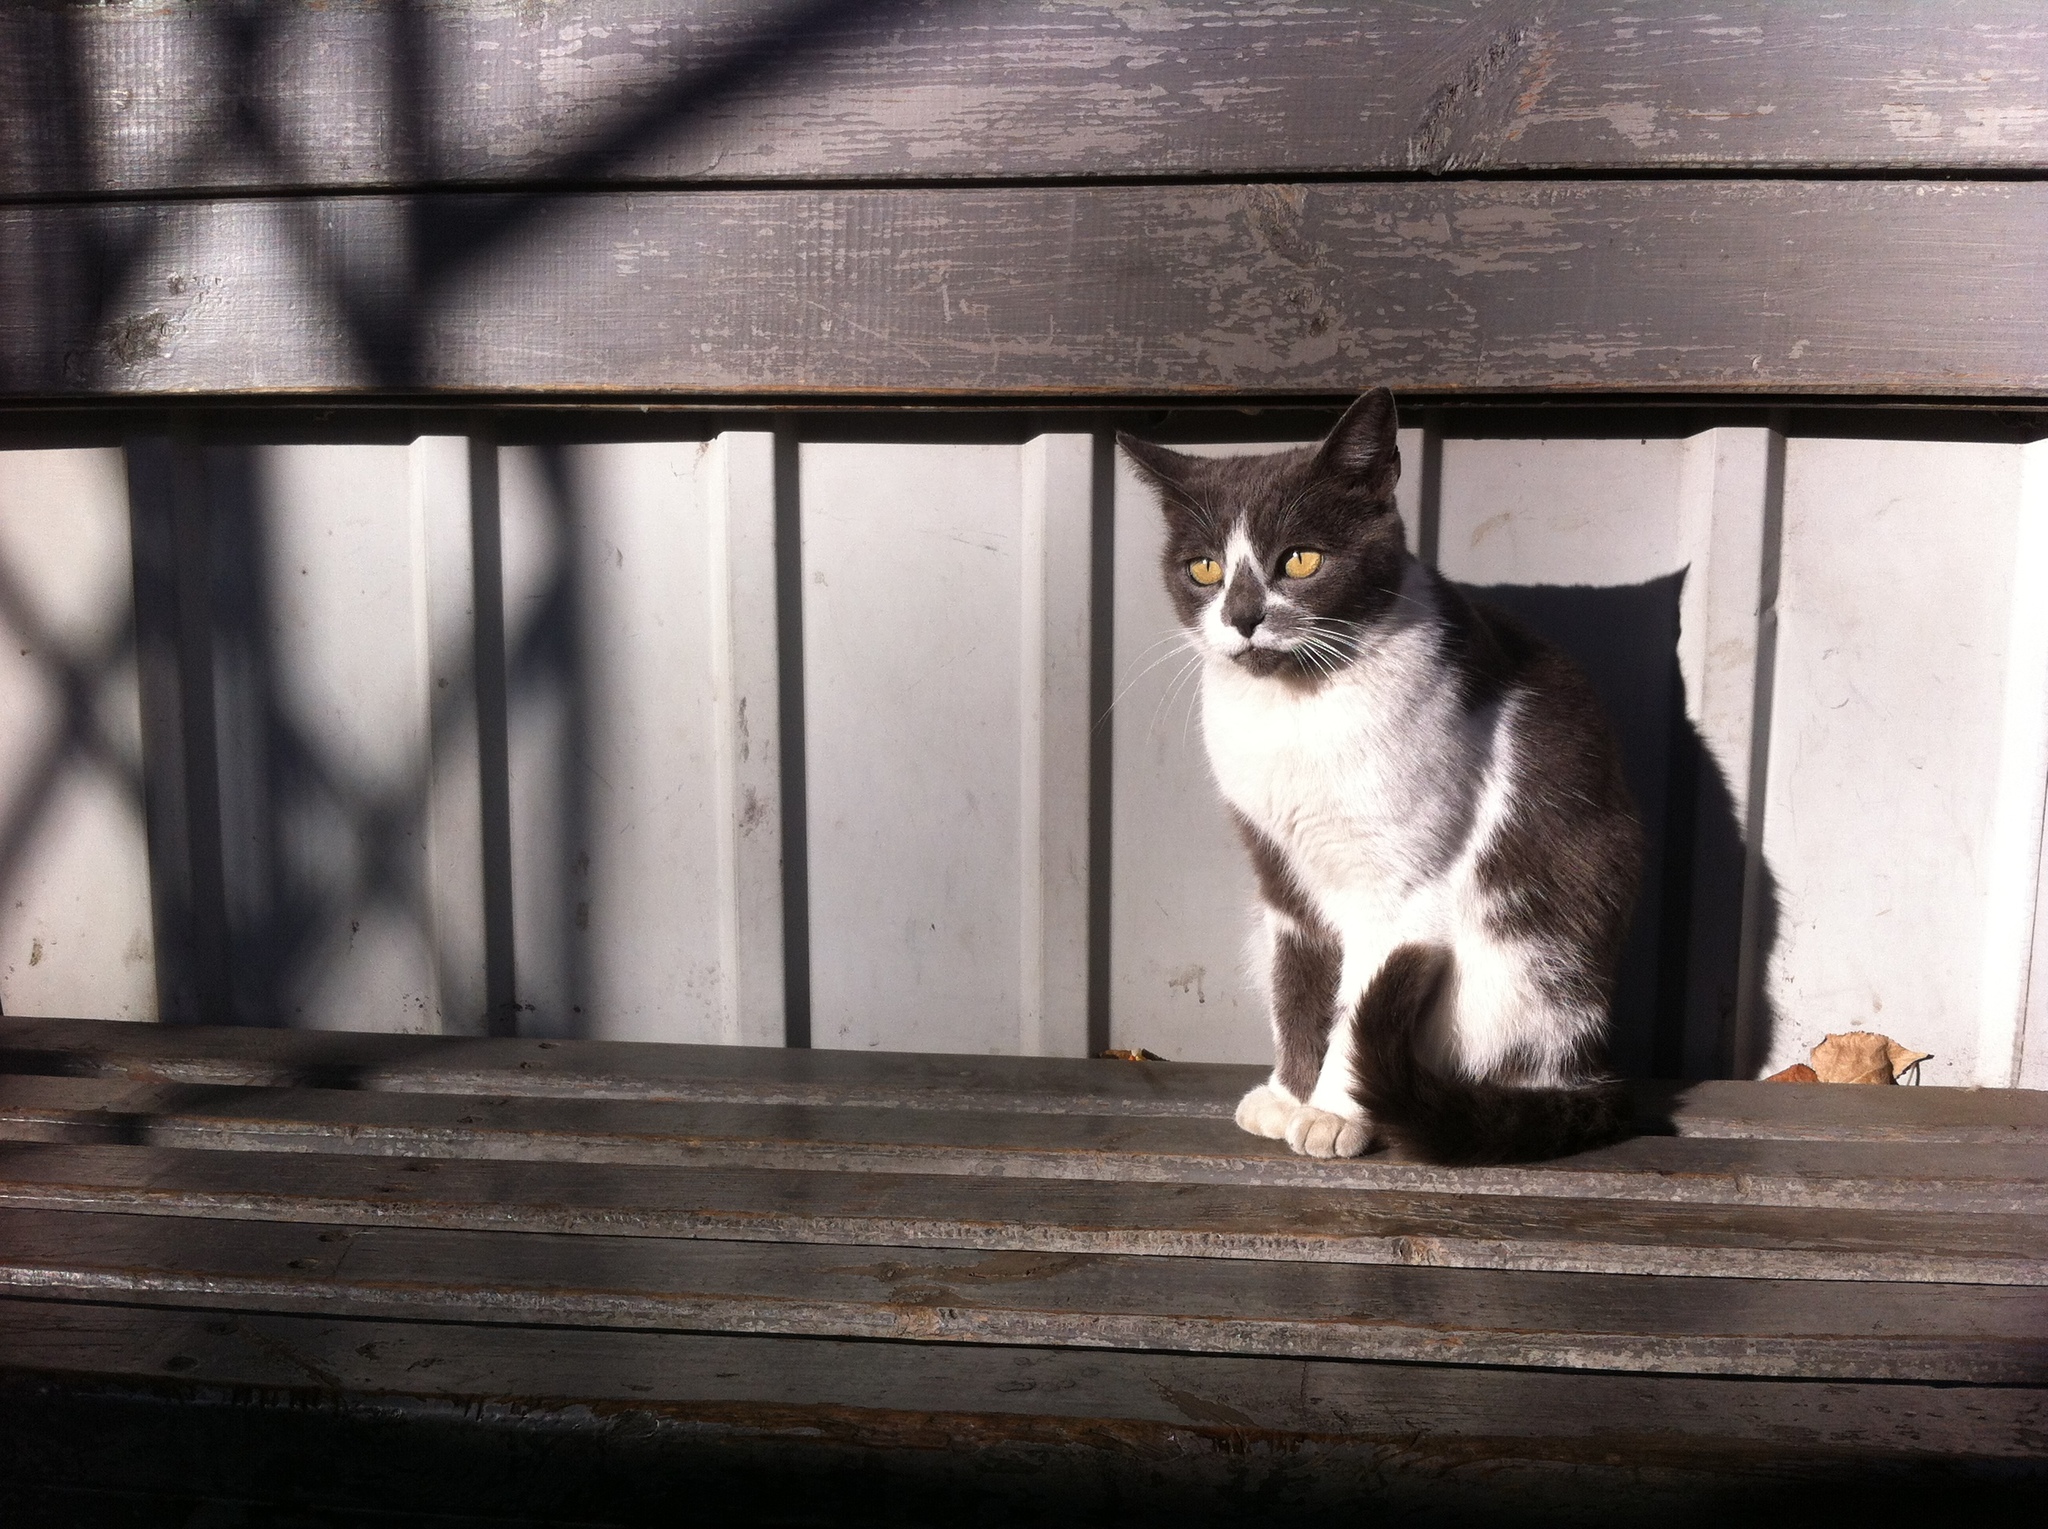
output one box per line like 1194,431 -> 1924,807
1117,433 -> 1203,518
1311,388 -> 1400,501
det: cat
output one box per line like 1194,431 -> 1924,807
1119,389 -> 1643,1166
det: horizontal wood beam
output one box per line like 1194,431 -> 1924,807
6,1205 -> 2042,1378
4,1072 -> 2042,1213
3,182 -> 2044,400
3,1142 -> 2040,1285
4,2 -> 2048,198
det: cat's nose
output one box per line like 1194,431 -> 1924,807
1230,610 -> 1264,637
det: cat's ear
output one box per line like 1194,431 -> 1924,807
1312,388 -> 1400,500
1117,432 -> 1203,518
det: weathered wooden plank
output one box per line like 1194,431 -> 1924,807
6,2 -> 2048,200
5,1305 -> 2039,1525
0,1015 -> 1261,1115
1,1143 -> 2039,1286
7,184 -> 2046,400
7,1018 -> 2044,1142
4,1207 -> 2040,1381
1,1075 -> 2042,1213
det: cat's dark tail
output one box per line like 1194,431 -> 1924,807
1350,944 -> 1633,1166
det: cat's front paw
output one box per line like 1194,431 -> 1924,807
1286,1105 -> 1370,1159
1235,1083 -> 1295,1140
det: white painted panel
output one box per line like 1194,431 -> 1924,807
502,437 -> 780,1044
416,438 -> 488,1039
706,434 -> 788,1049
803,438 -> 1091,1056
1436,438 -> 1690,585
1674,428 -> 1777,1078
0,449 -> 154,1020
1762,438 -> 2024,1084
1979,438 -> 2048,1088
246,440 -> 478,1033
1020,435 -> 1096,1060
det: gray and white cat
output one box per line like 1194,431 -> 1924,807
1119,389 -> 1643,1165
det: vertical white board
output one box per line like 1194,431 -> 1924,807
1109,443 -> 1261,1064
1977,438 -> 2048,1088
1673,428 -> 1778,1079
501,435 -> 782,1044
242,439 -> 480,1032
802,436 -> 1091,1056
0,449 -> 155,1020
1761,438 -> 2024,1084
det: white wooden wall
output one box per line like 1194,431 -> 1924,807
0,450 -> 154,1020
1,424 -> 2043,1087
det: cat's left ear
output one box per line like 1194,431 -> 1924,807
1312,388 -> 1400,501
1117,432 -> 1205,519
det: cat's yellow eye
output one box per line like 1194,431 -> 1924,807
1283,549 -> 1323,579
1188,558 -> 1223,586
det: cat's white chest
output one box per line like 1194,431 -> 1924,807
1199,634 -> 1484,914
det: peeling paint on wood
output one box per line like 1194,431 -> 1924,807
3,182 -> 2044,399
3,2 -> 2048,198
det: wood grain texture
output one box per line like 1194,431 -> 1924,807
1,1073 -> 2043,1213
5,1305 -> 2040,1526
1,1142 -> 2039,1286
4,1206 -> 2040,1380
5,2 -> 2048,199
5,183 -> 2044,400
6,1017 -> 2045,1140
2,1298 -> 2038,1460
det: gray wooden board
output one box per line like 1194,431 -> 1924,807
0,1142 -> 2039,1287
0,1300 -> 2038,1464
7,183 -> 2047,399
7,1018 -> 2043,1143
0,1017 -> 1258,1117
1,1208 -> 2040,1381
6,2 -> 2048,196
3,1306 -> 2040,1526
1,1074 -> 2042,1215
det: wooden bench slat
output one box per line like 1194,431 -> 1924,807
4,1302 -> 2040,1523
7,183 -> 2045,400
0,1142 -> 2038,1287
1,1074 -> 2040,1214
4,1020 -> 2042,1142
2,1208 -> 2039,1381
0,1018 -> 1257,1119
2,1298 -> 2040,1463
8,1 -> 2048,196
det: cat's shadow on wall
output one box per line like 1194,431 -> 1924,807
1464,574 -> 1779,1081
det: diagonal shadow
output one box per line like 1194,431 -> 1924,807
130,432 -> 606,1037
18,0 -> 901,393
0,546 -> 147,927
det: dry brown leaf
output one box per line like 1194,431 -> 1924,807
1765,1063 -> 1820,1083
1096,1048 -> 1167,1062
1809,1030 -> 1930,1084
1884,1037 -> 1933,1078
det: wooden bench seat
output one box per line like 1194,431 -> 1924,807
1,1018 -> 2042,1524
